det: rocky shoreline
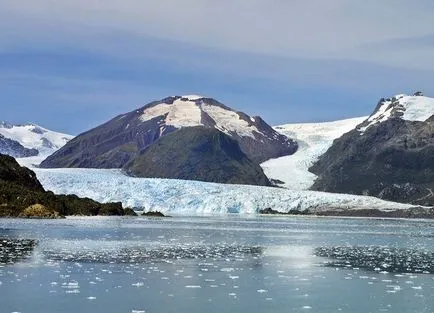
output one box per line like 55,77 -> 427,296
0,154 -> 136,218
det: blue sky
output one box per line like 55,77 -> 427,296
1,1 -> 434,135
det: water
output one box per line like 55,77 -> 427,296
0,216 -> 433,313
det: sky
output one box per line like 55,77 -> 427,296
1,0 -> 434,135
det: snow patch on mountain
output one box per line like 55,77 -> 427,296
33,168 -> 414,215
261,117 -> 367,190
139,95 -> 262,139
358,94 -> 434,133
201,103 -> 259,138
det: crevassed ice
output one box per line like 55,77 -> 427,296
33,168 -> 413,215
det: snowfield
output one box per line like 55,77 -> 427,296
33,168 -> 415,215
261,117 -> 367,190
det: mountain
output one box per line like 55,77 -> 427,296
0,153 -> 131,217
310,93 -> 434,206
125,126 -> 271,186
0,122 -> 73,159
40,95 -> 296,185
40,95 -> 297,170
261,117 -> 367,189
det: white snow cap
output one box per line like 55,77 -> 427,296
180,94 -> 205,100
358,94 -> 434,133
139,95 -> 263,138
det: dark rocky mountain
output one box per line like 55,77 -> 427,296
310,94 -> 434,206
125,126 -> 271,186
0,154 -> 132,217
41,95 -> 297,170
0,134 -> 39,158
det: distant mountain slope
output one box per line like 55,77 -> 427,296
40,95 -> 297,170
0,134 -> 39,158
310,93 -> 434,206
261,117 -> 366,189
125,126 -> 271,186
0,122 -> 73,159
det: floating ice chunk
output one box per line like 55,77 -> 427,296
220,268 -> 235,272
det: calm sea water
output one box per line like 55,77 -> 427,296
0,216 -> 433,313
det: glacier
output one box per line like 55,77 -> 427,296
33,168 -> 415,215
261,117 -> 367,190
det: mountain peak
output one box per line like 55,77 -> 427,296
180,94 -> 205,101
357,93 -> 434,133
139,95 -> 269,140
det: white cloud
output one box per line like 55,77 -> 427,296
1,0 -> 434,68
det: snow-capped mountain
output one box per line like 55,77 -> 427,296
357,93 -> 434,133
0,122 -> 73,160
40,95 -> 297,171
310,92 -> 434,206
261,117 -> 367,189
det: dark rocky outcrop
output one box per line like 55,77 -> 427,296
124,127 -> 271,186
142,211 -> 167,217
40,96 -> 297,174
310,114 -> 434,206
0,154 -> 43,191
0,153 -> 128,217
259,207 -> 311,215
